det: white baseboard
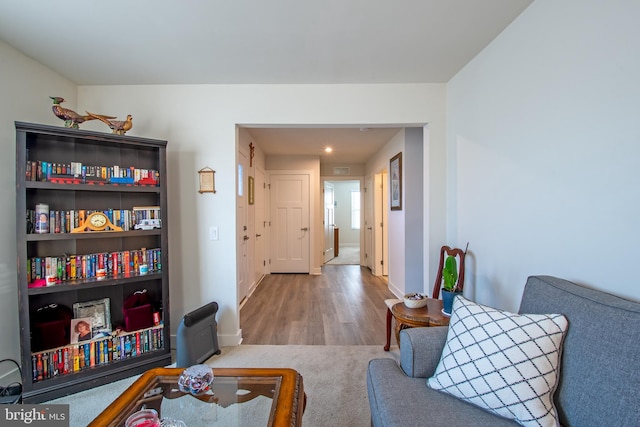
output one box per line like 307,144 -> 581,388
169,329 -> 241,350
388,280 -> 404,299
219,330 -> 242,347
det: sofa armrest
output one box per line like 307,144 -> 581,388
400,326 -> 448,378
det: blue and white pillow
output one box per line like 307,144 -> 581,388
427,296 -> 567,427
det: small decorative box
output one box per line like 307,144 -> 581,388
178,364 -> 214,395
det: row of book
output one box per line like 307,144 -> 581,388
31,326 -> 164,383
27,206 -> 161,234
25,160 -> 160,186
28,248 -> 161,286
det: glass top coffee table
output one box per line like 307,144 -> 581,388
89,367 -> 305,427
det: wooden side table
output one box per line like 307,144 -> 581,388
384,299 -> 450,350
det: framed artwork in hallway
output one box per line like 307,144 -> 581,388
390,152 -> 402,210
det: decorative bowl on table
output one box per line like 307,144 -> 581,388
178,364 -> 214,395
404,293 -> 429,308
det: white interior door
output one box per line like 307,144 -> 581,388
364,175 -> 374,271
373,170 -> 389,277
382,170 -> 389,276
237,150 -> 250,303
254,167 -> 267,284
374,172 -> 383,276
269,173 -> 310,273
323,181 -> 335,263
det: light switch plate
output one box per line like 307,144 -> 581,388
209,226 -> 219,240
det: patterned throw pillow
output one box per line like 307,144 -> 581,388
427,296 -> 567,427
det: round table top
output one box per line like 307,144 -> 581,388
391,298 -> 450,327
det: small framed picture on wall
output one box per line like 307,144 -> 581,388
248,176 -> 255,205
390,152 -> 402,211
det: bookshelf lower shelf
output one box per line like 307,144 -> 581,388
23,352 -> 172,403
24,325 -> 170,403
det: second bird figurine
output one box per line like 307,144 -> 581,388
86,112 -> 133,135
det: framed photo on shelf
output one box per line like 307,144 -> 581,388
73,298 -> 112,338
70,317 -> 92,344
390,152 -> 402,211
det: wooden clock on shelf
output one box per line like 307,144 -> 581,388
71,211 -> 123,233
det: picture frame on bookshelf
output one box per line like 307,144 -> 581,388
73,298 -> 112,338
70,317 -> 93,344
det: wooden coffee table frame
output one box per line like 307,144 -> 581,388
89,367 -> 305,427
384,299 -> 450,350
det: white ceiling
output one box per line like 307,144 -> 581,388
0,0 -> 532,163
245,126 -> 404,164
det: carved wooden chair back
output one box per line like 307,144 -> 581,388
432,245 -> 466,299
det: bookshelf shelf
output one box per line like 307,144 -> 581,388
15,122 -> 171,403
26,229 -> 162,241
28,272 -> 163,296
26,181 -> 161,193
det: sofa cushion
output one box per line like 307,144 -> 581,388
427,296 -> 567,427
367,358 -> 519,427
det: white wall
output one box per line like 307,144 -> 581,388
403,128 -> 424,294
0,41 -> 78,362
448,0 -> 640,310
77,84 -> 446,345
364,128 -> 428,297
366,129 -> 406,296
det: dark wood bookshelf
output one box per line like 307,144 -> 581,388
15,121 -> 171,403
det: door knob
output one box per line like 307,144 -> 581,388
243,235 -> 250,240
256,234 -> 262,238
301,227 -> 309,231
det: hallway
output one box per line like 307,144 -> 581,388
240,265 -> 395,345
325,245 -> 360,265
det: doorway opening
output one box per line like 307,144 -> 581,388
323,179 -> 362,265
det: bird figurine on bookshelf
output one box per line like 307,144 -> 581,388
86,112 -> 133,135
49,96 -> 115,129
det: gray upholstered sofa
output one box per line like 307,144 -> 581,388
367,275 -> 640,427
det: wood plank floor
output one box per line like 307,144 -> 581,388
240,265 -> 396,345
